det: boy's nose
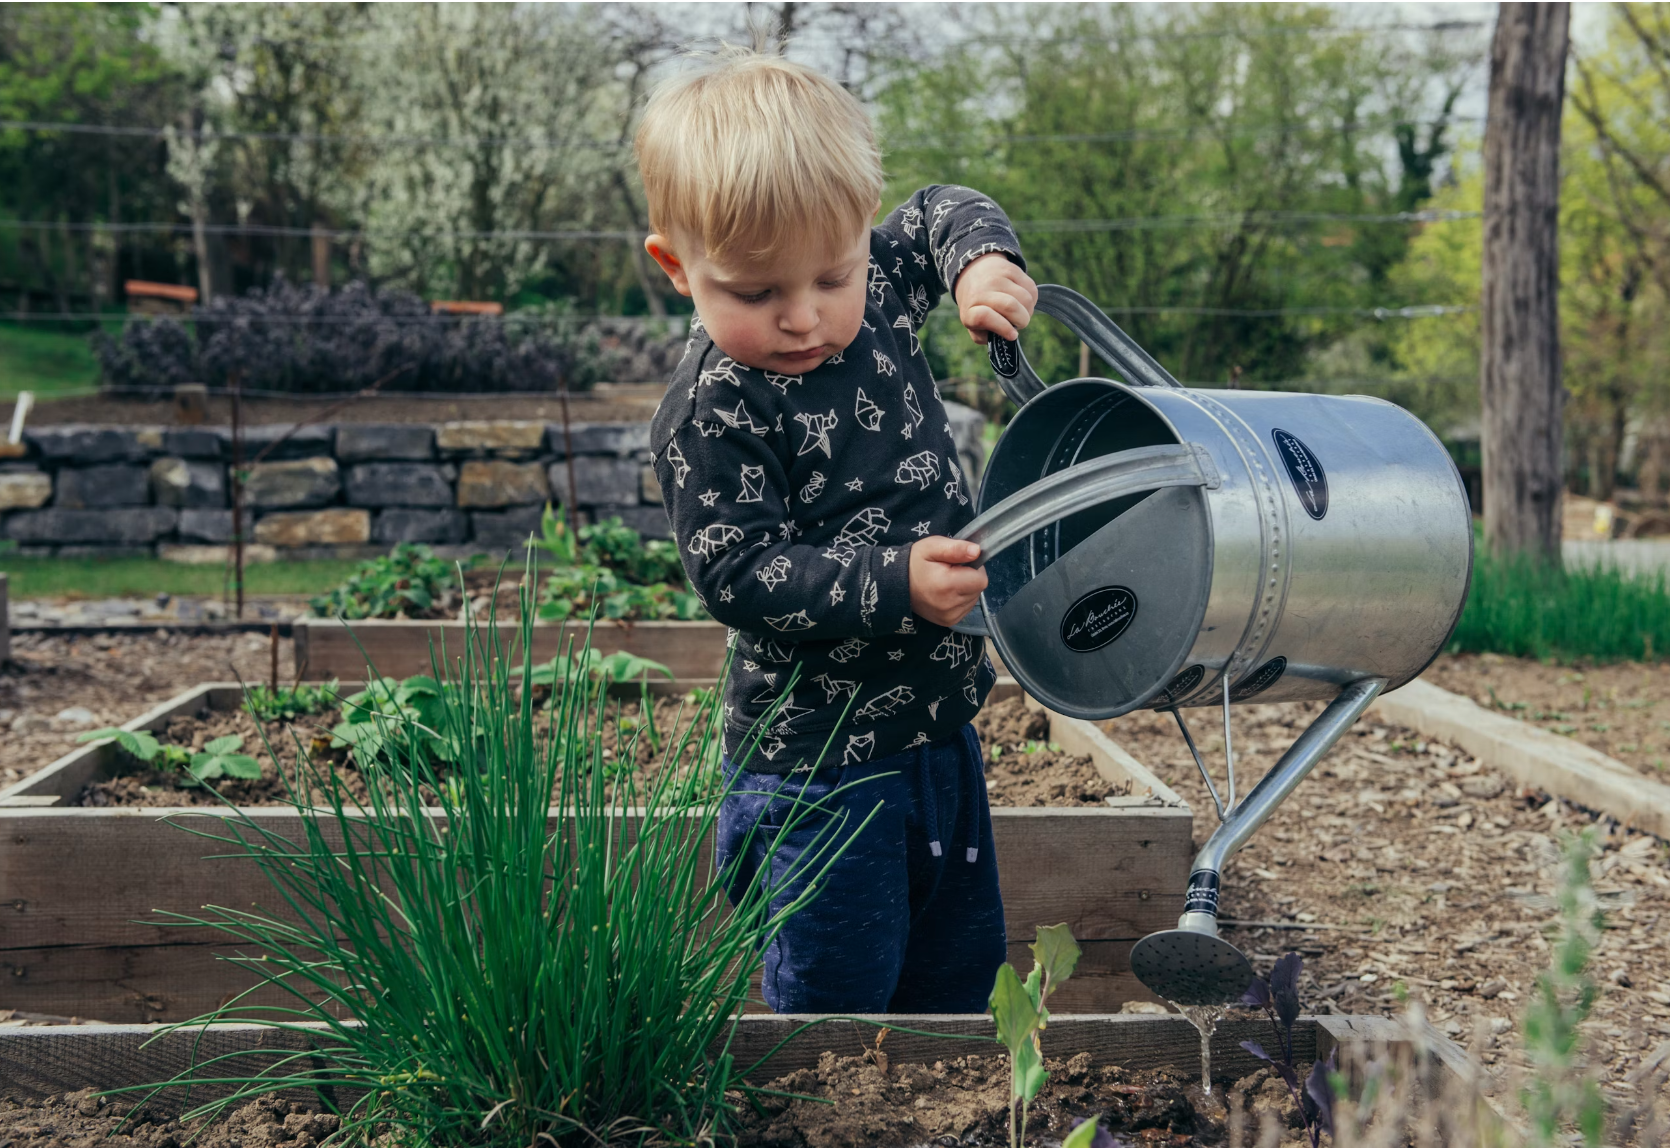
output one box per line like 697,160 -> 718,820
779,299 -> 819,334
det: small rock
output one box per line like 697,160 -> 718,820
1610,968 -> 1633,987
13,713 -> 50,734
1120,1000 -> 1171,1015
1488,1017 -> 1513,1035
1460,775 -> 1505,800
55,706 -> 99,727
1478,978 -> 1508,999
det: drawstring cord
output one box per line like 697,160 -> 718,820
918,739 -> 943,857
920,731 -> 983,863
962,727 -> 983,863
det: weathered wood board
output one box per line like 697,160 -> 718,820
0,1013 -> 1463,1114
0,685 -> 1191,1020
293,617 -> 732,681
1375,677 -> 1670,840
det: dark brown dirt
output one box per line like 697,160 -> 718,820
1,630 -> 299,787
0,1090 -> 337,1148
1103,695 -> 1670,1114
975,695 -> 1117,807
734,1050 -> 1308,1147
29,385 -> 664,427
1426,651 -> 1670,777
67,693 -> 719,808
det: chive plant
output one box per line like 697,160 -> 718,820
140,580 -> 870,1145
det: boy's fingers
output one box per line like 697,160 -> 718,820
963,304 -> 1018,341
916,535 -> 982,564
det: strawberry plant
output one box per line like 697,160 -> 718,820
243,679 -> 340,723
188,735 -> 263,782
330,675 -> 452,766
77,726 -> 162,761
989,922 -> 1082,1148
533,503 -> 706,622
310,544 -> 471,621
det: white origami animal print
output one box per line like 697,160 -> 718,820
799,471 -> 826,503
716,400 -> 770,436
795,410 -> 839,458
854,685 -> 915,721
895,451 -> 942,491
764,372 -> 802,394
903,383 -> 924,437
665,439 -> 691,488
823,507 -> 891,566
688,523 -> 744,560
829,637 -> 868,663
897,205 -> 924,238
867,260 -> 890,304
843,731 -> 877,764
855,389 -> 885,432
873,349 -> 898,377
755,554 -> 791,591
699,357 -> 746,388
944,457 -> 969,505
811,673 -> 860,703
737,464 -> 765,503
931,631 -> 974,668
764,610 -> 816,632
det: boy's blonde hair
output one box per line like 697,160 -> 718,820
635,47 -> 883,265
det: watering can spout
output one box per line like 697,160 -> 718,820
1130,676 -> 1387,1006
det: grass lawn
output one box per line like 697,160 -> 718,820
0,324 -> 109,400
0,556 -> 363,600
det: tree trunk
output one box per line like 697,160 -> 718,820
1480,2 -> 1571,562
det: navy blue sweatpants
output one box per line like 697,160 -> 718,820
715,723 -> 1006,1014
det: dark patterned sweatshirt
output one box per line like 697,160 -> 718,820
648,186 -> 1024,773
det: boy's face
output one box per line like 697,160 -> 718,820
646,226 -> 870,374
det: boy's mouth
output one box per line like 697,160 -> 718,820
775,346 -> 828,367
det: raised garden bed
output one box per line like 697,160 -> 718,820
0,685 -> 1191,1021
0,1013 -> 1458,1138
294,616 -> 730,683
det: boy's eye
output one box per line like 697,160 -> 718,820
819,275 -> 851,290
733,289 -> 770,305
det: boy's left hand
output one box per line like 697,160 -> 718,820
955,253 -> 1037,345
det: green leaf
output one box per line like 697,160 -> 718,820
204,734 -> 244,755
77,727 -> 161,762
1013,1037 -> 1047,1102
988,962 -> 1040,1055
1062,1115 -> 1102,1148
1030,923 -> 1082,996
220,754 -> 263,780
188,753 -> 223,780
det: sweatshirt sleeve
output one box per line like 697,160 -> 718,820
653,395 -> 914,643
871,185 -> 1026,328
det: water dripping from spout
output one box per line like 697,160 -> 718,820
1174,1003 -> 1227,1095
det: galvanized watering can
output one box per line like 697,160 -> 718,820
958,286 -> 1473,1005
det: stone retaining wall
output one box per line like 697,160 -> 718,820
0,407 -> 987,560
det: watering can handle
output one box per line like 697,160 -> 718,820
949,442 -> 1217,636
956,442 -> 1218,569
987,284 -> 1185,404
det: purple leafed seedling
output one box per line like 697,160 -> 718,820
1239,952 -> 1336,1147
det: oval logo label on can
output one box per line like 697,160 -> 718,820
1272,429 -> 1328,520
1229,656 -> 1287,701
1060,586 -> 1138,653
1152,663 -> 1205,710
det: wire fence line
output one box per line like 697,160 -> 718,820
0,111 -> 1483,152
0,209 -> 1480,245
0,302 -> 1472,325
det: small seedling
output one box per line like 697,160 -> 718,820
1240,952 -> 1336,1147
188,735 -> 262,781
244,679 -> 340,723
989,922 -> 1081,1148
77,726 -> 161,761
1063,1114 -> 1125,1148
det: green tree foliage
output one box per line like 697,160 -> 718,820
877,5 -> 1477,391
0,5 -> 186,315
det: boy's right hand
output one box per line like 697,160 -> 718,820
908,537 -> 988,628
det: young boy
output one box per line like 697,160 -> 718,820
639,49 -> 1037,1014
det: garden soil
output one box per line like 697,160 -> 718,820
0,1090 -> 340,1148
1424,651 -> 1670,777
734,1050 -> 1308,1147
61,694 -> 1114,811
1103,696 -> 1670,1118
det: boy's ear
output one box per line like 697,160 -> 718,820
645,234 -> 692,297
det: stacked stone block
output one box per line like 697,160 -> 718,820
0,406 -> 986,558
